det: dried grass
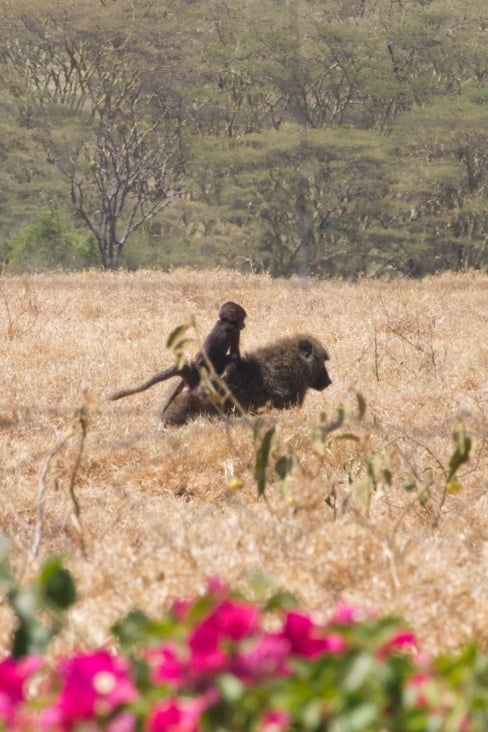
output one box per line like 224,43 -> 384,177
0,269 -> 487,656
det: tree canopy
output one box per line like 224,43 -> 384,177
0,0 -> 487,276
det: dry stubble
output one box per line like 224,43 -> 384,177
0,269 -> 487,655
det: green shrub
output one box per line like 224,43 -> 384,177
6,198 -> 99,271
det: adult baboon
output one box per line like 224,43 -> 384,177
161,334 -> 331,426
109,301 -> 246,403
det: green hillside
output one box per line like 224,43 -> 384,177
1,0 -> 487,276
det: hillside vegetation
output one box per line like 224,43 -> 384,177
0,270 -> 487,656
0,0 -> 487,276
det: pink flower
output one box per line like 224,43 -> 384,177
379,630 -> 417,659
107,711 -> 137,732
205,577 -> 228,595
329,601 -> 360,625
233,634 -> 291,682
147,643 -> 186,687
322,632 -> 346,654
147,695 -> 212,732
0,655 -> 42,725
405,671 -> 437,709
188,599 -> 260,680
389,631 -> 417,650
217,599 -> 259,641
261,709 -> 291,731
171,599 -> 192,622
281,611 -> 338,659
41,650 -> 138,730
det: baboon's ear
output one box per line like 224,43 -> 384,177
298,339 -> 313,358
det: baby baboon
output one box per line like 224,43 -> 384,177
109,301 -> 246,403
198,301 -> 246,373
161,333 -> 331,426
161,301 -> 246,416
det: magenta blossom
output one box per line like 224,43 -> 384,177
187,599 -> 260,680
379,630 -> 418,659
190,599 -> 259,652
147,693 -> 215,732
232,633 -> 291,682
281,611 -> 344,659
40,650 -> 138,730
261,709 -> 291,731
329,601 -> 361,625
147,643 -> 186,687
0,655 -> 42,725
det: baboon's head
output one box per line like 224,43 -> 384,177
219,301 -> 247,330
298,337 -> 332,391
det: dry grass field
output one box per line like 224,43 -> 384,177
0,269 -> 487,658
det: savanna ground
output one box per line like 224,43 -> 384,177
0,269 -> 487,658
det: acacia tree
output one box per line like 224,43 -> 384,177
69,104 -> 185,270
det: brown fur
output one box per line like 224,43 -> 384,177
109,301 -> 246,403
161,302 -> 246,417
161,334 -> 331,426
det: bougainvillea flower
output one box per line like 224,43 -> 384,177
406,671 -> 435,708
146,643 -> 186,687
329,601 -> 360,625
147,694 -> 212,732
187,598 -> 260,680
232,633 -> 291,682
170,599 -> 192,622
40,650 -> 138,730
379,630 -> 418,659
190,599 -> 259,653
261,709 -> 291,731
280,611 -> 336,659
205,577 -> 228,595
322,632 -> 347,654
0,655 -> 42,725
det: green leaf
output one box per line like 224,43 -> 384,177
254,425 -> 277,497
356,392 -> 367,420
367,452 -> 382,487
43,568 -> 76,611
0,537 -> 14,595
403,482 -> 416,492
12,619 -> 54,659
447,424 -> 475,483
38,556 -> 76,610
275,453 -> 297,482
166,323 -> 193,368
166,323 -> 190,350
312,405 -> 348,455
217,673 -> 245,702
112,609 -> 152,649
9,587 -> 40,623
343,651 -> 377,691
356,479 -> 372,509
265,589 -> 299,612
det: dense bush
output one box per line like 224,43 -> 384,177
6,199 -> 99,272
2,563 -> 488,731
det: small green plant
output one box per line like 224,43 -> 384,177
0,541 -> 76,658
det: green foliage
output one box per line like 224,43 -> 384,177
251,395 -> 477,525
5,557 -> 488,729
166,322 -> 195,369
0,547 -> 76,658
254,420 -> 278,497
5,198 -> 99,271
0,0 -> 487,275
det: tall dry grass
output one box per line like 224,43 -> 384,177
0,269 -> 487,656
